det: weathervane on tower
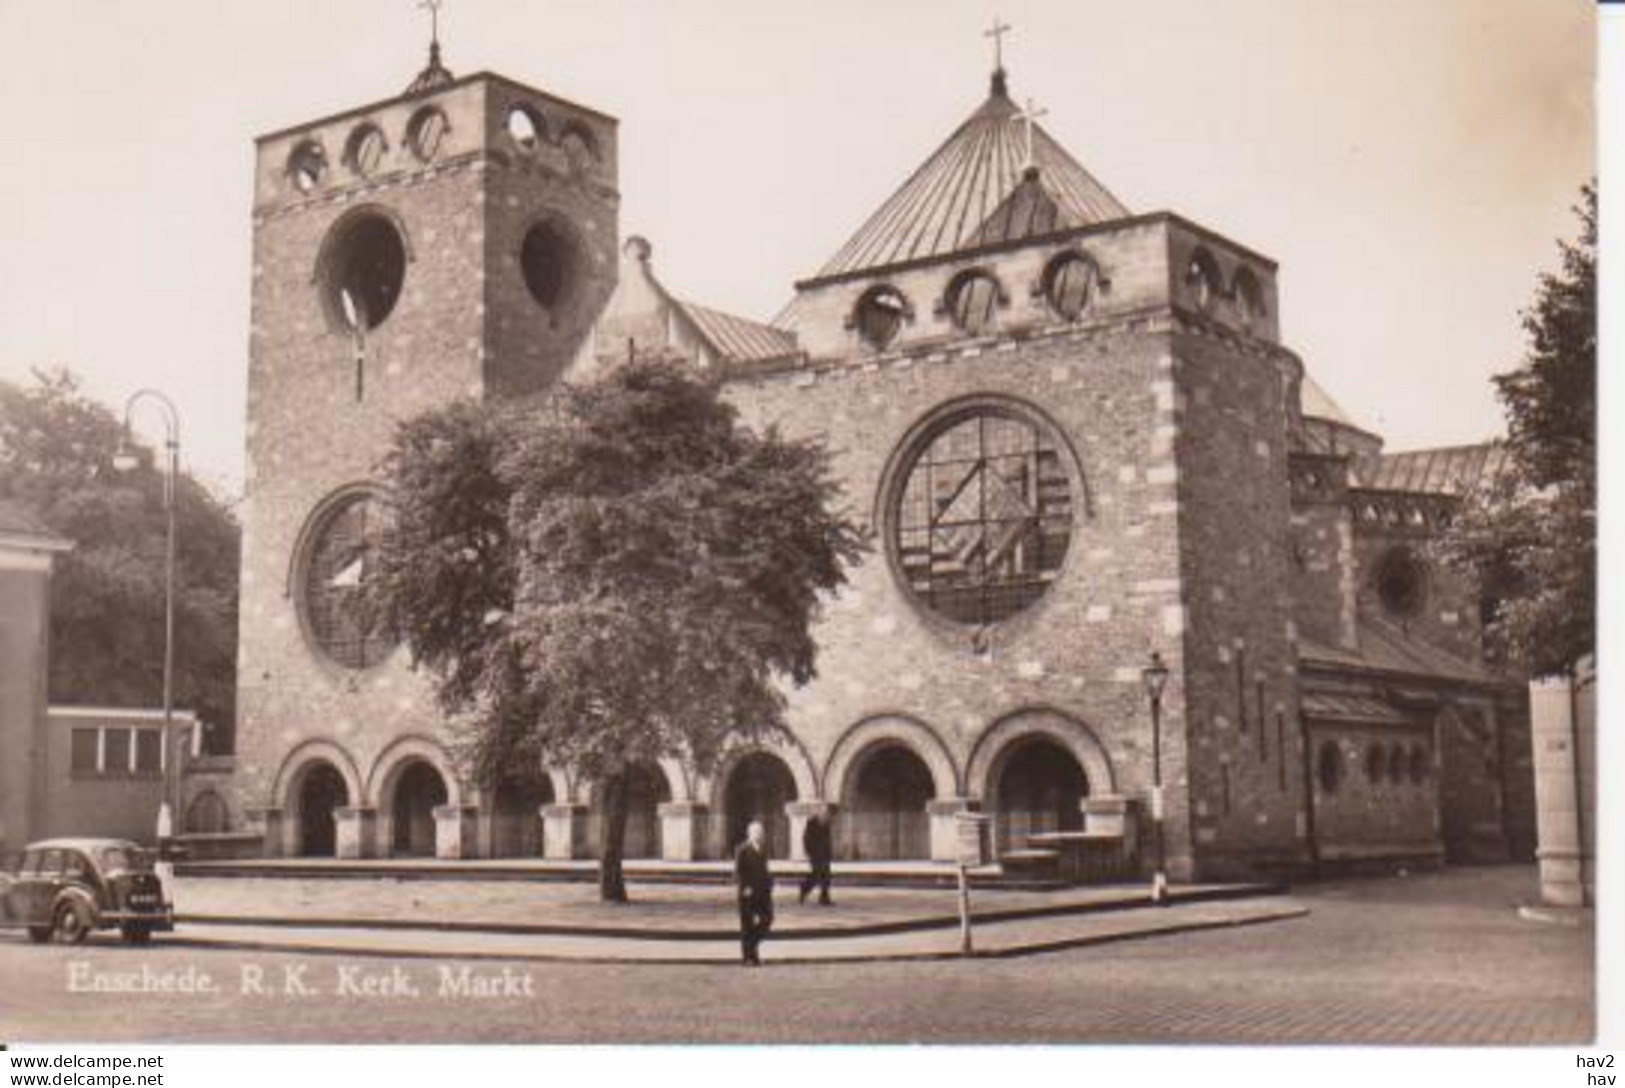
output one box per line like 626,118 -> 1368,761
984,17 -> 1012,95
405,0 -> 455,94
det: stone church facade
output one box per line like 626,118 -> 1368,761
230,49 -> 1533,880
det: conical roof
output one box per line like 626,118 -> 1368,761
810,74 -> 1129,282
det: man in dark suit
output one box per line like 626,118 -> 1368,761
734,819 -> 773,966
799,810 -> 834,906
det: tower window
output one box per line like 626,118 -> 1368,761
559,122 -> 598,173
506,105 -> 545,151
321,212 -> 408,332
945,270 -> 1002,334
1374,546 -> 1427,618
346,124 -> 388,176
1233,267 -> 1266,329
520,220 -> 581,314
1186,249 -> 1220,313
1043,252 -> 1098,320
288,141 -> 327,194
297,490 -> 396,670
407,106 -> 449,163
891,404 -> 1075,627
853,285 -> 910,350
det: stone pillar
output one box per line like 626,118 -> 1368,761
1530,674 -> 1594,907
433,804 -> 478,860
785,800 -> 836,861
657,801 -> 708,861
927,798 -> 981,862
333,805 -> 376,860
246,806 -> 284,859
542,802 -> 590,860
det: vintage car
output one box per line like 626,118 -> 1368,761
0,838 -> 173,944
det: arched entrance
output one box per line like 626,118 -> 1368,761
592,763 -> 672,860
389,759 -> 448,857
992,738 -> 1089,852
490,771 -> 555,858
840,744 -> 935,860
723,752 -> 797,858
295,762 -> 348,858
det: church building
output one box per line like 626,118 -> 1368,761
229,36 -> 1533,880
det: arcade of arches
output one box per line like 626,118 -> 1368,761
272,725 -> 1108,862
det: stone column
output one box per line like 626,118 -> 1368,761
246,806 -> 284,859
542,802 -> 590,860
1530,674 -> 1595,907
785,800 -> 836,861
333,805 -> 376,860
657,801 -> 708,861
433,804 -> 478,860
927,798 -> 981,862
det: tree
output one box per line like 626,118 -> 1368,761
1437,183 -> 1595,678
372,359 -> 864,900
0,368 -> 241,747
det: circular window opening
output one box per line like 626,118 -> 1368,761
506,105 -> 544,151
1317,741 -> 1343,794
407,106 -> 448,163
946,271 -> 1002,334
1044,253 -> 1097,320
1187,250 -> 1220,312
1365,743 -> 1386,784
854,286 -> 909,350
346,124 -> 387,176
322,213 -> 407,332
288,141 -> 327,193
520,220 -> 580,312
892,406 -> 1075,627
298,492 -> 396,670
1375,546 -> 1427,618
559,124 -> 596,173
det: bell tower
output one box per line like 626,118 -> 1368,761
234,42 -> 618,857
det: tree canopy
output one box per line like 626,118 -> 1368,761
0,369 -> 241,747
1437,182 -> 1595,678
371,358 -> 864,898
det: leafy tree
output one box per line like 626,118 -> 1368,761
1438,183 -> 1595,678
0,369 -> 241,748
373,359 -> 864,901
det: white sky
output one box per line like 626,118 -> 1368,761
0,0 -> 1595,495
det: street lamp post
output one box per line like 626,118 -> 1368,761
1141,651 -> 1171,906
113,390 -> 182,851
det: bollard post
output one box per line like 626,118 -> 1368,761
958,861 -> 973,955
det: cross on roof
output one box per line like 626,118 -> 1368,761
419,0 -> 443,48
984,17 -> 1012,72
1018,96 -> 1049,169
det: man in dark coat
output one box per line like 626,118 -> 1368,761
734,819 -> 773,966
799,810 -> 834,906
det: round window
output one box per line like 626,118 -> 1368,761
506,105 -> 543,151
288,141 -> 327,193
1044,253 -> 1097,320
854,286 -> 909,350
892,406 -> 1075,626
1317,741 -> 1343,794
1375,546 -> 1427,617
321,212 -> 408,332
520,220 -> 580,312
407,106 -> 449,162
946,271 -> 1001,334
298,492 -> 395,670
347,124 -> 387,176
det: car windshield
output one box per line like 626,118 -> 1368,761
97,846 -> 151,873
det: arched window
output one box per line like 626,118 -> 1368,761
892,404 -> 1074,626
1186,249 -> 1221,312
1042,252 -> 1098,320
506,105 -> 546,151
1375,546 -> 1428,618
297,490 -> 396,670
1317,740 -> 1343,794
287,140 -> 327,194
1233,267 -> 1266,328
345,123 -> 388,176
853,285 -> 910,350
406,106 -> 449,163
945,270 -> 1003,334
1365,742 -> 1387,785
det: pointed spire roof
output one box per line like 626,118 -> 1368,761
809,73 -> 1128,282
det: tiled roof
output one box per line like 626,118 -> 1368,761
677,299 -> 800,365
1299,617 -> 1498,687
1360,443 -> 1509,496
1299,691 -> 1414,726
810,79 -> 1128,282
1300,374 -> 1355,426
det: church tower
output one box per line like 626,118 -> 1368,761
233,39 -> 619,859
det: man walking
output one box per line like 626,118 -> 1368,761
799,810 -> 834,906
734,818 -> 774,966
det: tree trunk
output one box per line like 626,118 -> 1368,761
598,771 -> 629,903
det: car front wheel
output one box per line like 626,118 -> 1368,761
52,901 -> 92,944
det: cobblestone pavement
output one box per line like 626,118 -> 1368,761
0,865 -> 1594,1045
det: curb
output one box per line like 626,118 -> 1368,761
172,883 -> 1289,943
158,904 -> 1311,966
